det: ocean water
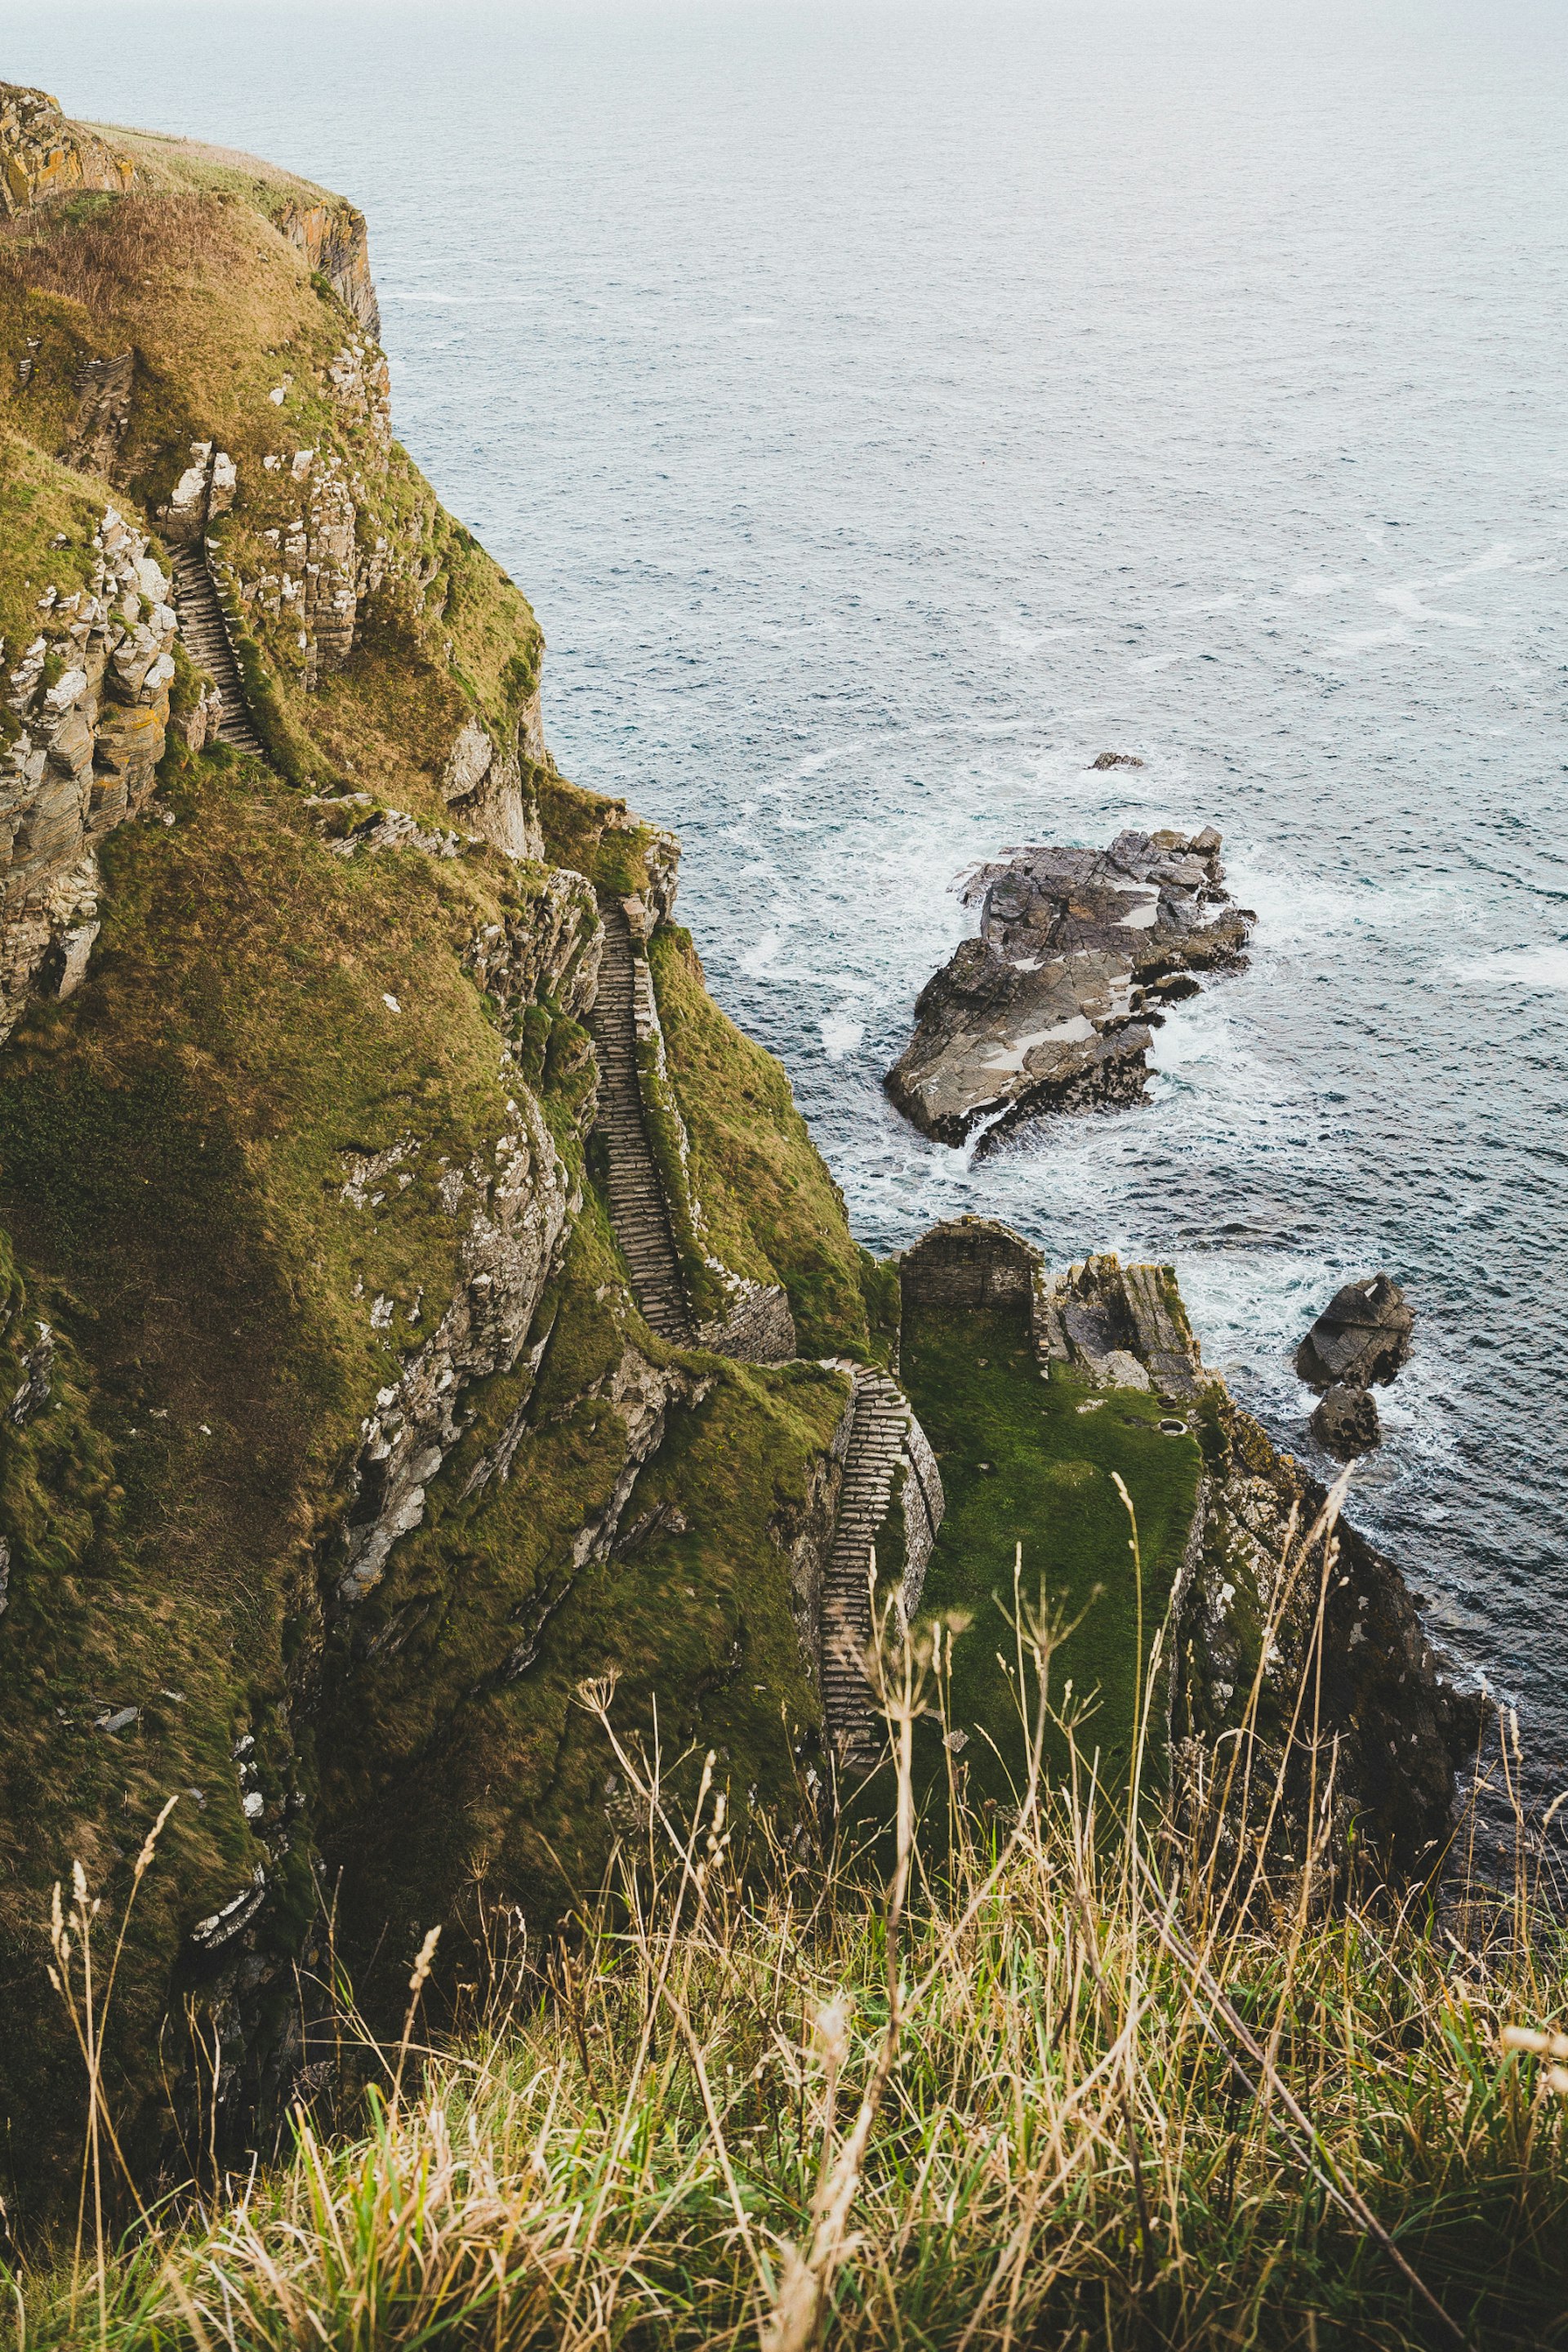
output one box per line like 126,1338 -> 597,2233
11,1 -> 1568,1797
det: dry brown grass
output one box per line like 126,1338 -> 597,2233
0,193 -> 231,313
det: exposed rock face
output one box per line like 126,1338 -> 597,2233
1296,1275 -> 1414,1392
1174,1382 -> 1473,1878
887,829 -> 1252,1147
0,82 -> 135,215
1036,1253 -> 1205,1399
441,718 -> 543,862
337,1095 -> 577,1603
277,194 -> 381,338
2,504 -> 177,1036
229,335 -> 394,684
1311,1381 -> 1381,1460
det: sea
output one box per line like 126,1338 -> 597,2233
9,0 -> 1566,1810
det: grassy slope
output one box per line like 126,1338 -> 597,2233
901,1298 -> 1202,1805
0,736 -> 541,2180
649,925 -> 877,1358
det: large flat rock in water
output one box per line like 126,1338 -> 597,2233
886,828 -> 1253,1147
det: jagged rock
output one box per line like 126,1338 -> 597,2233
277,193 -> 381,337
2,504 -> 178,1035
7,1323 -> 53,1425
336,1094 -> 576,1602
1311,1382 -> 1381,1459
886,829 -> 1251,1147
1296,1275 -> 1413,1392
1173,1380 -> 1474,1878
440,717 -> 543,862
0,82 -> 135,216
1090,751 -> 1146,769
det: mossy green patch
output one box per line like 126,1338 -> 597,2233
0,426 -> 109,672
648,926 -> 873,1357
901,1299 -> 1202,1808
314,1234 -> 848,2007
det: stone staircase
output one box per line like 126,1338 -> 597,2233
589,894 -> 693,1344
821,1368 -> 917,1772
171,547 -> 267,759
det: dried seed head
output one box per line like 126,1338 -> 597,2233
810,1996 -> 849,2067
408,1922 -> 442,2001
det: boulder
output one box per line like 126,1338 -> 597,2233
1296,1276 -> 1413,1392
1310,1382 -> 1381,1460
886,830 -> 1251,1148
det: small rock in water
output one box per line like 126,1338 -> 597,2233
1311,1382 -> 1382,1460
1089,751 -> 1146,769
1296,1275 -> 1413,1392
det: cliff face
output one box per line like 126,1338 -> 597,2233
0,87 -> 886,2213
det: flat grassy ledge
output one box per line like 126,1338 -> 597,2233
901,1296 -> 1203,1806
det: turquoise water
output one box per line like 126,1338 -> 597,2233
11,1 -> 1568,1792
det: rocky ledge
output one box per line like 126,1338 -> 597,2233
886,828 -> 1253,1148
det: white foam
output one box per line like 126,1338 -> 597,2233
1454,945 -> 1568,989
820,1015 -> 864,1059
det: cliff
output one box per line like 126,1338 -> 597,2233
0,82 -> 898,2212
0,84 -> 1468,2221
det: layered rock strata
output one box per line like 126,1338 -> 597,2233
887,829 -> 1252,1147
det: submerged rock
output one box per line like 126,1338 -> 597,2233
885,828 -> 1252,1147
1296,1275 -> 1413,1392
1311,1381 -> 1382,1459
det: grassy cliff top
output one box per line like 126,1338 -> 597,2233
78,122 -> 354,216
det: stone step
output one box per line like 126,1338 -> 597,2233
172,551 -> 270,762
587,892 -> 693,1343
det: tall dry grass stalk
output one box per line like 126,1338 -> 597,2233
8,1493 -> 1567,2349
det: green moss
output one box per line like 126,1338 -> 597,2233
648,927 -> 870,1358
0,428 -> 107,661
314,1192 -> 848,2010
0,752 -> 550,2202
901,1299 -> 1202,1808
533,771 -> 666,903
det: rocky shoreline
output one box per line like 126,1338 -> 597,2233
886,827 -> 1253,1148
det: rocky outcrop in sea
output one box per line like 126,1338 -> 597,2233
886,827 -> 1253,1148
1297,1275 -> 1414,1461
